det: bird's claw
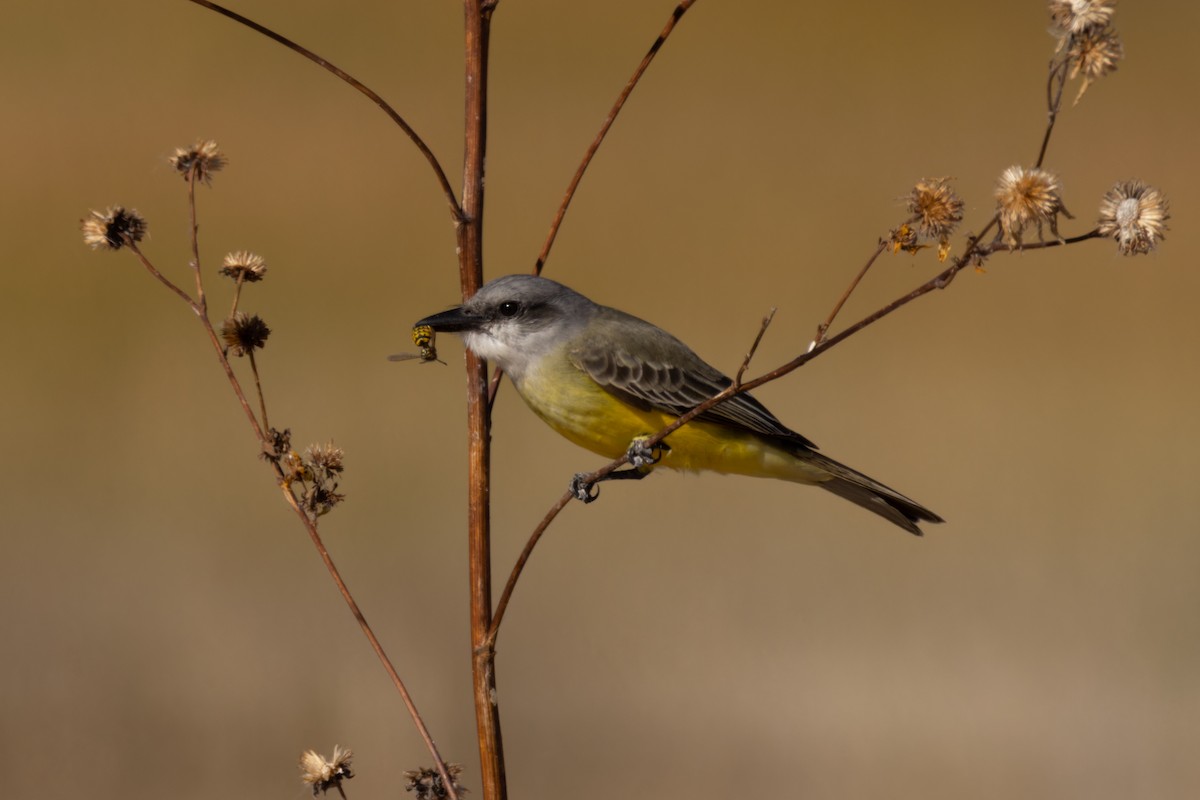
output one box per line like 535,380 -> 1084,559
627,437 -> 669,469
570,473 -> 600,504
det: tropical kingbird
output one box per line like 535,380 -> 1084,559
415,274 -> 942,535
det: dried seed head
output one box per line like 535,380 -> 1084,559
906,177 -> 964,260
1067,26 -> 1123,103
306,484 -> 347,518
294,441 -> 346,519
169,139 -> 226,184
994,166 -> 1071,246
1097,180 -> 1170,256
262,427 -> 293,462
404,763 -> 466,800
305,441 -> 345,478
221,312 -> 271,357
81,206 -> 147,251
220,251 -> 267,283
907,178 -> 965,240
299,746 -> 354,797
1049,0 -> 1116,42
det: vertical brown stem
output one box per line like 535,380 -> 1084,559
229,272 -> 246,319
186,170 -> 206,312
247,350 -> 270,433
460,3 -> 505,800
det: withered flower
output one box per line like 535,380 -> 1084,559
262,427 -> 293,462
81,206 -> 147,251
1067,26 -> 1123,103
1097,180 -> 1170,256
306,485 -> 347,518
1048,0 -> 1116,43
221,312 -> 271,357
220,251 -> 267,283
994,166 -> 1071,246
295,441 -> 346,518
299,746 -> 354,797
169,139 -> 226,184
906,177 -> 964,260
404,764 -> 466,800
305,442 -> 345,478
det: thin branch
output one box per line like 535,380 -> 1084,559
185,0 -> 463,221
485,491 -> 573,648
186,170 -> 206,312
982,227 -> 1102,253
229,272 -> 246,319
486,365 -> 503,414
127,232 -> 459,797
128,240 -> 268,441
460,1 -> 501,798
812,240 -> 886,347
484,0 -> 700,412
736,308 -> 776,386
533,0 -> 698,275
1035,57 -> 1070,168
247,350 -> 270,432
127,241 -> 200,310
281,490 -> 459,800
809,49 -> 1078,357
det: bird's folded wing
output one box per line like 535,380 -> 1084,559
572,331 -> 817,450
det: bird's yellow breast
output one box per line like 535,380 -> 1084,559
511,354 -> 823,483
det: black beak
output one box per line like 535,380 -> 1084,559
414,306 -> 480,333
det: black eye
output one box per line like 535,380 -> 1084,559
498,301 -> 520,317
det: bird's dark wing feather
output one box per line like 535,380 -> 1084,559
571,309 -> 817,449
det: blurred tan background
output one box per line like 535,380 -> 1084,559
4,1 -> 1198,798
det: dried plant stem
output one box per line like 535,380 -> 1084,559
813,240 -> 886,346
247,350 -> 270,432
186,0 -> 463,220
126,241 -> 200,309
1036,58 -> 1071,168
533,0 -> 698,275
185,1 -> 494,794
187,171 -> 206,311
736,309 -> 776,386
229,273 -> 246,319
984,227 -> 1102,253
124,239 -> 458,798
459,2 -> 502,799
486,0 -> 697,412
172,6 -> 470,789
485,492 -> 573,649
281,490 -> 459,800
817,54 -> 1073,345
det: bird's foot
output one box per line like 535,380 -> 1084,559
627,437 -> 670,470
570,440 -> 668,504
570,473 -> 601,504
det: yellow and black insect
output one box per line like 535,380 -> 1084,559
387,324 -> 445,365
280,448 -> 313,489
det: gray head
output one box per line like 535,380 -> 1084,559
415,274 -> 597,378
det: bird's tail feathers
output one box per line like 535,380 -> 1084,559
803,450 -> 943,536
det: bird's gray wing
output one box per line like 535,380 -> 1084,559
570,310 -> 817,449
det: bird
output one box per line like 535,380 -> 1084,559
414,274 -> 942,535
